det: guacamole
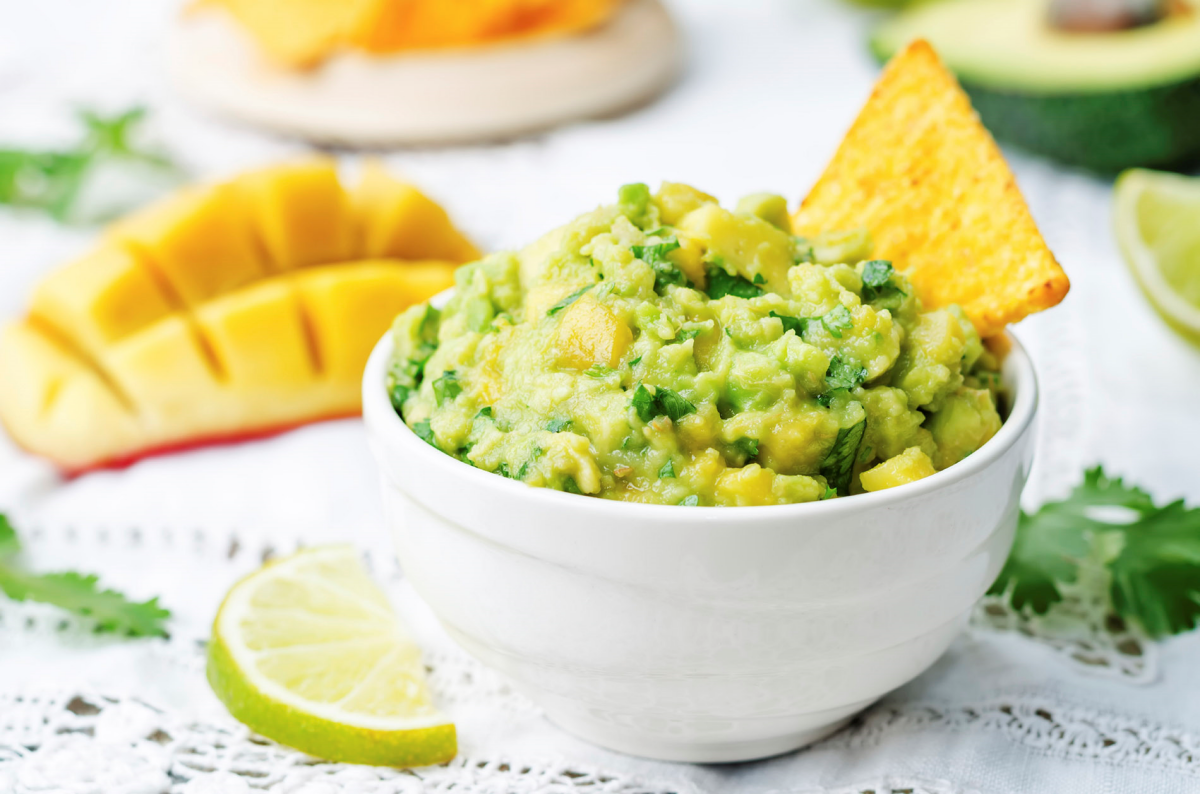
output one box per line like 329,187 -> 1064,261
387,183 -> 1003,506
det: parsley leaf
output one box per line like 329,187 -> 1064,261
631,383 -> 697,423
432,370 -> 461,406
0,514 -> 170,637
658,459 -> 676,479
821,305 -> 854,338
547,418 -> 573,433
705,266 -> 763,300
547,285 -> 592,316
990,466 -> 1200,637
819,418 -> 866,497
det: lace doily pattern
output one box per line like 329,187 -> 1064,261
825,696 -> 1200,776
0,690 -> 678,794
788,779 -> 977,794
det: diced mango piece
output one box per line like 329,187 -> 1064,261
355,162 -> 480,264
523,283 -> 578,323
655,182 -> 717,226
679,203 -> 793,296
29,245 -> 173,356
860,447 -> 937,492
555,296 -> 632,370
110,182 -> 266,306
714,464 -> 776,506
295,260 -> 456,382
104,316 -> 225,427
195,280 -> 316,388
240,159 -> 356,271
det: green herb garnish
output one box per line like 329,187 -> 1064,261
413,418 -> 436,446
679,495 -> 700,507
819,419 -> 866,497
563,477 -> 583,494
658,459 -> 676,479
990,466 -> 1200,637
705,266 -> 763,300
732,437 -> 759,459
547,418 -> 573,433
769,311 -> 807,337
860,260 -> 906,304
821,305 -> 854,339
547,285 -> 593,316
631,383 -> 697,423
432,370 -> 462,406
818,355 -> 868,406
0,515 -> 170,637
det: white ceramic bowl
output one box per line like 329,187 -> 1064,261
363,331 -> 1037,763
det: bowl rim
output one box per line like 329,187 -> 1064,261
362,325 -> 1038,523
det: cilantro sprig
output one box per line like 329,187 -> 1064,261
0,107 -> 180,223
990,467 -> 1200,637
0,515 -> 170,637
631,383 -> 696,423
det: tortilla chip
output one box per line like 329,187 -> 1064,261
792,40 -> 1068,338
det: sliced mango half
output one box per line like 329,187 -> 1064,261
0,159 -> 478,473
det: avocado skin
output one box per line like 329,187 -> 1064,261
962,77 -> 1200,173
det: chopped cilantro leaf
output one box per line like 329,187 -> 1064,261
658,459 -> 676,479
547,418 -> 573,433
432,370 -> 462,406
752,273 -> 766,285
861,260 -> 894,287
517,448 -> 544,480
769,311 -> 808,337
824,355 -> 868,394
547,285 -> 592,316
388,383 -> 411,412
563,477 -> 583,494
732,437 -> 759,459
412,418 -> 436,446
820,487 -> 838,501
632,383 -> 656,422
672,327 -> 702,344
819,418 -> 866,497
679,495 -> 700,507
821,305 -> 854,338
631,238 -> 681,266
477,406 -> 493,418
633,238 -> 687,294
629,355 -> 643,367
585,365 -> 615,378
630,383 -> 697,423
706,266 -> 763,300
496,462 -> 512,478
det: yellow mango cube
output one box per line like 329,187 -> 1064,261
110,182 -> 265,306
240,159 -> 356,271
679,203 -> 794,295
295,260 -> 456,382
714,464 -> 776,506
860,447 -> 937,492
355,161 -> 480,264
195,279 -> 316,388
104,316 -> 225,426
29,245 -> 174,356
555,297 -> 632,370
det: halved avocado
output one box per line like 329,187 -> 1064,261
871,0 -> 1200,171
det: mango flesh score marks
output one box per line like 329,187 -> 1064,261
0,160 -> 478,473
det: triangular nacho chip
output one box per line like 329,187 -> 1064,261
792,40 -> 1068,338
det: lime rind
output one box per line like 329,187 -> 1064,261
207,546 -> 456,766
1114,169 -> 1200,345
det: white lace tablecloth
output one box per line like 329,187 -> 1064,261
3,1 -> 1200,792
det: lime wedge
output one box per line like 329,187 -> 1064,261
1114,169 -> 1200,344
207,545 -> 455,766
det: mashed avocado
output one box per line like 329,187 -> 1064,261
387,183 -> 1003,506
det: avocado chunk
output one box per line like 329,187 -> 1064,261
871,0 -> 1200,170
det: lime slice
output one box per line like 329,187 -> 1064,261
1114,168 -> 1200,344
207,545 -> 455,766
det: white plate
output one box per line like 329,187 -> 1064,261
169,0 -> 683,146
